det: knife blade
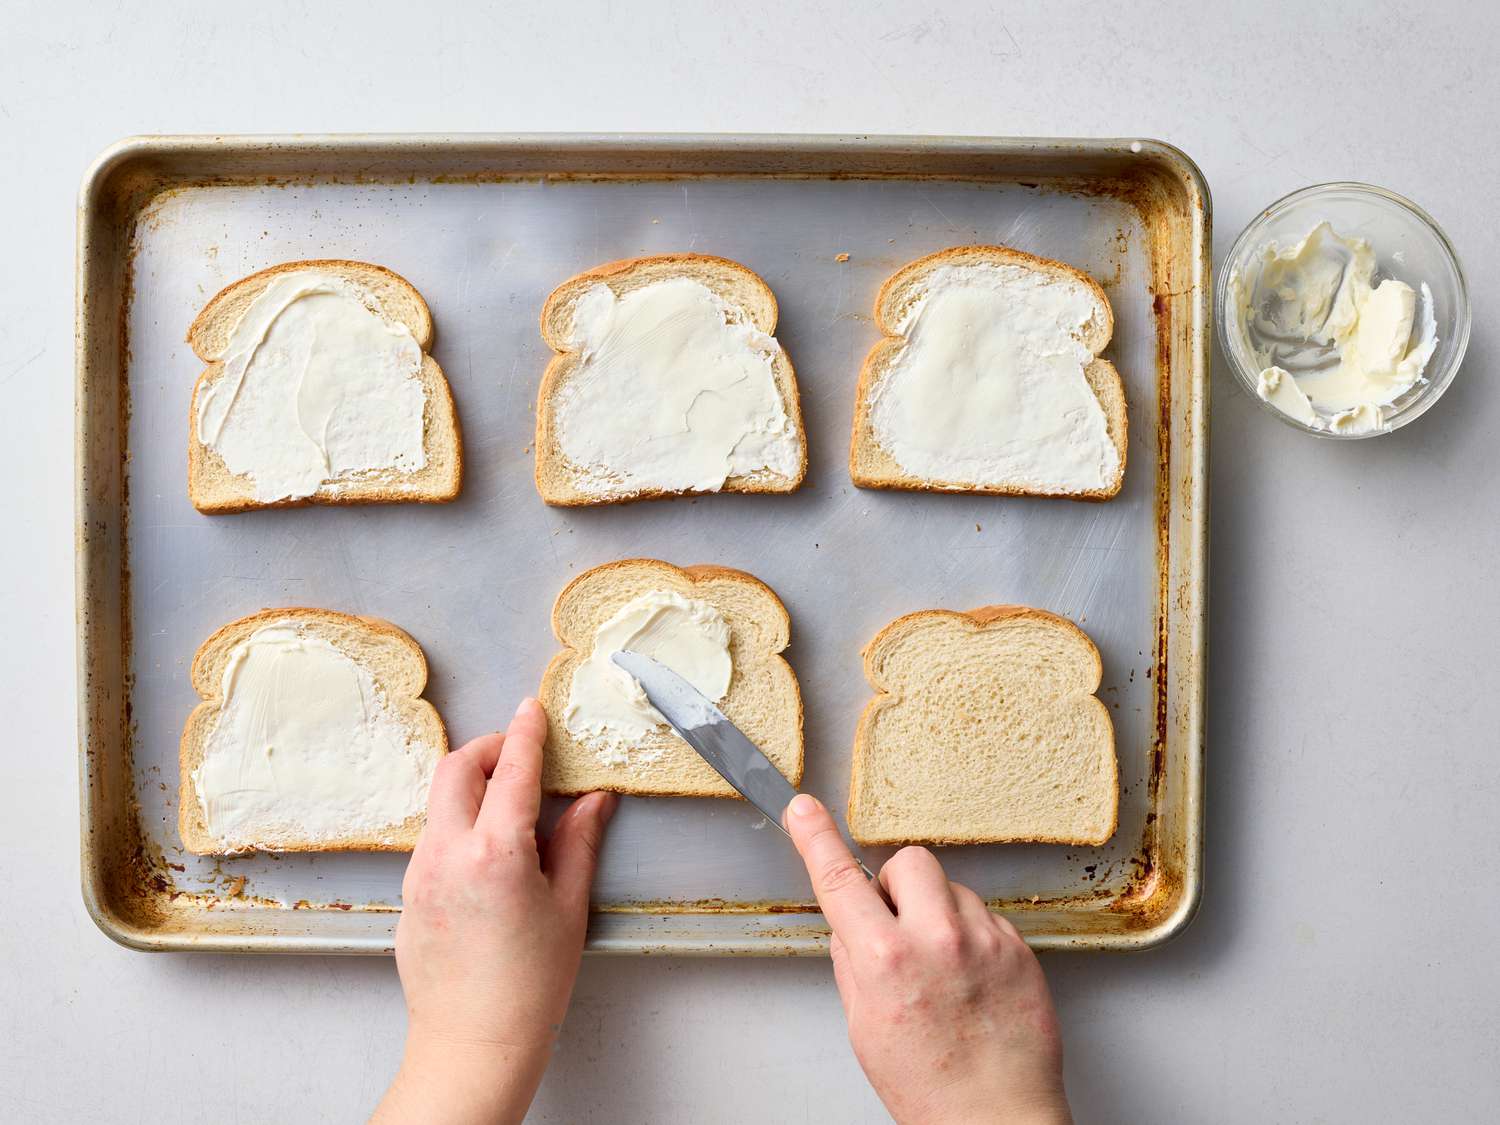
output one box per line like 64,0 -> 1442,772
611,649 -> 877,881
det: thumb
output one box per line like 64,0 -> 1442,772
544,791 -> 619,913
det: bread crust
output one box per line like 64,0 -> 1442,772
848,604 -> 1119,847
533,254 -> 807,507
848,245 -> 1127,501
187,259 -> 435,358
539,558 -> 804,798
186,260 -> 461,514
537,253 -> 779,349
178,607 -> 449,856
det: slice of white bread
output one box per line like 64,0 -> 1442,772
186,260 -> 462,514
849,245 -> 1127,500
179,607 -> 448,855
540,558 -> 804,797
848,605 -> 1118,846
534,254 -> 807,505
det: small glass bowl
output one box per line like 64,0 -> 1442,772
1216,182 -> 1470,438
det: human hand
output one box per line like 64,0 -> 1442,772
373,698 -> 618,1125
785,793 -> 1070,1125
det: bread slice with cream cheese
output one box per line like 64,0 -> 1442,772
849,245 -> 1127,500
539,558 -> 804,797
848,605 -> 1118,846
186,260 -> 462,514
534,255 -> 807,505
179,607 -> 448,856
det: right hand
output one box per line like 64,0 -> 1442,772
784,793 -> 1071,1125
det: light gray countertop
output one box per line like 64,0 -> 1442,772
4,2 -> 1497,1121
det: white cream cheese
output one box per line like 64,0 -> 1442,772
1232,221 -> 1438,433
192,621 -> 438,850
553,278 -> 802,496
564,590 -> 732,766
867,264 -> 1120,493
1256,367 -> 1317,427
197,271 -> 428,502
1327,404 -> 1383,435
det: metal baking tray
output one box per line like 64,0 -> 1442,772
76,134 -> 1208,954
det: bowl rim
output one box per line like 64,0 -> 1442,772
1216,180 -> 1471,440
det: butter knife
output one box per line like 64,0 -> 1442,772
611,649 -> 877,881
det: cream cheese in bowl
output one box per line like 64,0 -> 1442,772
1218,183 -> 1470,438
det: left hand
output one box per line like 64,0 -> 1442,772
373,698 -> 618,1125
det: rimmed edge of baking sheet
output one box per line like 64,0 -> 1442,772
77,134 -> 1208,954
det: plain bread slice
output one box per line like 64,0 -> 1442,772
848,605 -> 1118,846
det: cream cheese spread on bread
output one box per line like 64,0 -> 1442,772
192,620 -> 437,850
868,264 -> 1121,492
564,589 -> 732,766
1231,221 -> 1438,433
196,271 -> 428,502
553,278 -> 801,494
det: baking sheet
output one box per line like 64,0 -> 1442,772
77,135 -> 1208,953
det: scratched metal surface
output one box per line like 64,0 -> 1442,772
124,173 -> 1158,924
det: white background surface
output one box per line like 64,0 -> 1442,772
4,1 -> 1497,1121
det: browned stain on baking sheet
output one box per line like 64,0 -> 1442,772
597,897 -> 822,916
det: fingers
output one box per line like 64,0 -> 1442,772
422,733 -> 505,835
543,791 -> 620,912
950,881 -> 999,931
877,847 -> 957,921
475,698 -> 547,836
785,793 -> 894,942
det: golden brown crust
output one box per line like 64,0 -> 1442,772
533,254 -> 806,507
859,605 -> 1104,691
544,558 -> 792,644
186,606 -> 431,695
846,827 -> 1116,848
538,253 -> 780,349
539,558 -> 803,798
847,472 -> 1125,503
179,607 -> 449,856
961,603 -> 1028,627
187,262 -> 459,514
847,604 -> 1117,847
848,244 -> 1126,502
187,259 -> 434,358
871,245 -> 1114,344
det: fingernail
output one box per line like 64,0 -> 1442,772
515,697 -> 539,719
575,790 -> 614,815
788,793 -> 821,818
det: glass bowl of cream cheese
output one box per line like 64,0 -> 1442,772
1218,182 -> 1470,437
